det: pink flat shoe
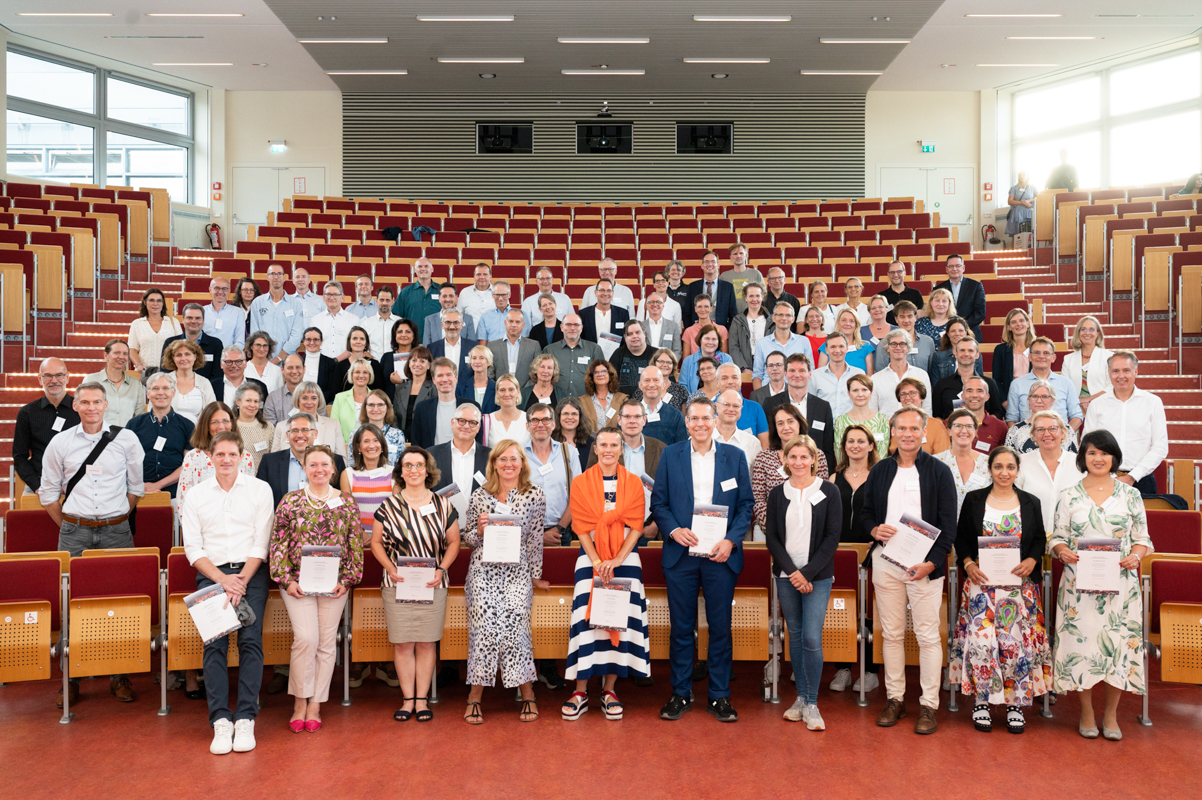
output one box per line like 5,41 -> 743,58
288,719 -> 305,733
304,719 -> 322,732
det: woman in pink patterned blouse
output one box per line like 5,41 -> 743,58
177,402 -> 255,513
269,444 -> 363,732
751,404 -> 829,535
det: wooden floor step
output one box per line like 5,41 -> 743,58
1145,380 -> 1202,393
29,358 -> 104,374
0,373 -> 89,390
1168,422 -> 1202,438
1043,303 -> 1100,315
1164,407 -> 1202,421
1135,360 -> 1183,375
1167,442 -> 1202,459
65,332 -> 119,347
71,322 -> 132,335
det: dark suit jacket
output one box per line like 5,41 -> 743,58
932,372 -> 1005,420
650,440 -> 755,573
685,277 -> 738,329
749,384 -> 786,407
458,381 -> 498,415
990,341 -> 1021,405
392,378 -> 436,436
427,337 -> 479,370
762,391 -> 837,470
300,351 -> 339,404
208,375 -> 268,406
410,395 -> 482,450
529,320 -> 565,348
934,277 -> 987,339
163,331 -> 223,379
585,435 -> 665,480
578,304 -> 630,345
256,449 -> 346,508
764,479 -> 842,581
430,441 -> 492,498
956,486 -> 1047,582
859,449 -> 958,579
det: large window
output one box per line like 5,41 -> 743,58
5,48 -> 193,201
1010,47 -> 1201,190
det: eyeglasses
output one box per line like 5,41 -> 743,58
528,417 -> 553,426
950,423 -> 976,431
888,342 -> 909,348
222,359 -> 246,366
400,463 -> 426,472
444,321 -> 462,327
212,287 -> 229,292
1029,393 -> 1052,401
453,418 -> 480,427
898,392 -> 921,401
303,337 -> 322,344
1033,426 -> 1059,435
251,342 -> 269,348
618,413 -> 645,421
686,416 -> 714,423
717,401 -> 743,410
289,427 -> 315,435
40,372 -> 68,380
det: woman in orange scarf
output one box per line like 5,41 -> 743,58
561,427 -> 651,721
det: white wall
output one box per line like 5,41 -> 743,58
865,91 -> 981,192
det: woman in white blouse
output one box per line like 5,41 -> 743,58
1061,315 -> 1111,416
269,380 -> 347,458
244,330 -> 284,394
176,402 -> 256,512
935,408 -> 991,517
162,339 -> 216,423
484,374 -> 530,448
127,288 -> 182,373
799,280 -> 836,334
1014,410 -> 1084,531
833,277 -> 870,327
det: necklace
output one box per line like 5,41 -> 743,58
304,483 -> 335,507
402,488 -> 429,507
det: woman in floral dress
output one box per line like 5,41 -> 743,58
951,446 -> 1050,734
1049,430 -> 1152,741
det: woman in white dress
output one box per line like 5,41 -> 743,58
1015,410 -> 1085,531
934,408 -> 991,518
1061,315 -> 1112,417
484,374 -> 530,448
127,288 -> 182,373
270,380 -> 346,458
162,339 -> 215,423
244,330 -> 284,394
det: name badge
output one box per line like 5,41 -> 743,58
215,319 -> 223,330
974,440 -> 991,452
984,504 -> 1005,524
326,497 -> 343,509
921,435 -> 928,443
254,441 -> 268,452
870,336 -> 880,345
614,322 -> 624,329
288,407 -> 301,417
465,356 -> 472,363
906,480 -> 920,491
52,417 -> 66,432
420,503 -> 437,516
606,409 -> 616,419
537,396 -> 550,404
811,420 -> 825,431
720,477 -> 738,492
153,436 -> 167,452
430,293 -> 439,300
285,310 -> 295,317
647,413 -> 660,423
474,470 -> 487,486
909,347 -> 918,354
538,462 -> 554,476
205,354 -> 213,362
577,357 -> 589,364
809,492 -> 825,506
778,466 -> 788,479
495,501 -> 512,514
86,464 -> 102,476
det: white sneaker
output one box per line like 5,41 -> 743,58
783,697 -> 805,722
852,672 -> 880,693
802,704 -> 826,731
829,668 -> 852,692
210,719 -> 234,755
232,719 -> 256,753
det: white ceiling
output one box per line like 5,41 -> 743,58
2,0 -> 1199,93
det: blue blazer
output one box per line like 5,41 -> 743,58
457,380 -> 499,415
685,277 -> 738,329
650,440 -> 755,574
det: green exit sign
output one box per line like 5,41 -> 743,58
920,140 -> 936,153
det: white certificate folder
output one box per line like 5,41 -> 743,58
482,514 -> 523,564
589,577 -> 632,632
977,536 -> 1022,588
879,513 -> 940,572
689,503 -> 729,557
183,584 -> 243,645
393,557 -> 437,604
1076,538 -> 1122,595
299,545 -> 341,596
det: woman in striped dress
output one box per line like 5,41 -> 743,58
561,427 -> 650,721
340,423 -> 398,688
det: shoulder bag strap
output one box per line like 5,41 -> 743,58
62,426 -> 121,504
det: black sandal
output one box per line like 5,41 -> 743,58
415,696 -> 433,722
393,697 -> 415,722
972,703 -> 992,733
519,699 -> 539,722
465,701 -> 484,725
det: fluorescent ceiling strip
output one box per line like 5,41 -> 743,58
558,38 -> 650,44
438,57 -> 524,63
693,15 -> 792,22
800,70 -> 882,75
416,15 -> 514,22
561,69 -> 645,75
145,13 -> 245,17
326,70 -> 408,75
683,58 -> 770,64
152,62 -> 233,66
976,63 -> 1059,67
820,38 -> 911,44
965,14 -> 1062,17
1006,36 -> 1097,40
297,38 -> 388,44
18,12 -> 113,16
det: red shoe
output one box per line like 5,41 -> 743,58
304,719 -> 322,732
289,719 -> 305,733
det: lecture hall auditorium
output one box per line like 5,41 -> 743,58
1,3 -> 1200,798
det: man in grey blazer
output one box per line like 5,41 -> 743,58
424,284 -> 477,344
641,292 -> 683,360
749,350 -> 788,407
543,313 -> 603,398
486,309 -> 541,383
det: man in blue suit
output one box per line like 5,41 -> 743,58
650,396 -> 754,723
683,250 -> 738,329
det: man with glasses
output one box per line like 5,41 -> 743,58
289,266 -> 323,322
311,280 -> 357,361
881,261 -> 924,325
85,339 -> 146,427
250,263 -> 304,362
297,328 -> 338,404
763,354 -> 835,467
1083,351 -> 1169,494
457,262 -> 494,323
716,363 -> 769,448
933,255 -> 986,340
637,365 -> 687,446
638,270 -> 684,326
544,313 -> 603,398
255,411 -> 346,507
810,333 -> 866,418
932,337 -> 1004,421
581,257 -> 636,316
203,276 -> 246,348
431,403 -> 489,521
426,284 -> 479,345
870,330 -> 933,418
580,278 -> 630,360
524,403 -> 581,549
637,293 -> 682,360
961,376 -> 1009,452
751,302 -> 813,390
719,243 -> 766,313
164,303 -> 224,379
209,345 -> 268,405
476,279 -> 513,343
664,260 -> 692,323
685,250 -> 738,329
750,351 -> 788,406
391,257 -> 443,343
346,274 -> 378,320
486,309 -> 541,382
713,389 -> 763,466
411,358 -> 482,449
12,357 -> 79,495
763,266 -> 802,325
1005,336 -> 1082,432
360,285 -> 402,360
651,397 -> 754,723
427,309 -> 470,370
520,266 -> 574,336
873,300 -> 936,373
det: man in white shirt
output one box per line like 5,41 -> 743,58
457,263 -> 494,322
311,280 -> 357,360
714,389 -> 763,466
751,303 -> 813,389
181,430 -> 274,756
204,276 -> 246,348
289,266 -> 324,323
833,278 -> 870,327
718,243 -> 765,313
520,267 -> 574,335
438,311 -> 467,370
870,330 -> 933,417
810,332 -> 866,417
637,270 -> 684,325
346,274 -> 378,319
426,284 -> 478,344
580,258 -> 636,316
1082,351 -> 1169,494
360,285 -> 402,360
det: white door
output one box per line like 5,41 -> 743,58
879,165 -> 976,243
230,166 -> 326,241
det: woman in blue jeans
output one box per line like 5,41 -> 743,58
764,434 -> 843,730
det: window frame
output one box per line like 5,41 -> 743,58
6,45 -> 195,201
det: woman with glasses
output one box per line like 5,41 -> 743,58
127,287 -> 182,373
270,381 -> 347,458
1014,411 -> 1084,532
485,374 -> 530,448
552,397 -> 594,467
752,404 -> 829,536
382,319 -> 421,387
935,408 -> 991,517
682,295 -> 729,357
1004,380 -> 1077,454
357,389 -> 406,463
162,339 -> 216,423
392,345 -> 434,444
578,360 -> 626,432
1061,315 -> 1112,417
177,402 -> 255,511
233,383 -> 273,471
679,327 -> 733,394
244,331 -> 283,393
521,354 -> 561,411
887,379 -> 950,454
232,277 -> 261,342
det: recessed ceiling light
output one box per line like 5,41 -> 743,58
17,12 -> 113,15
975,63 -> 1059,67
151,62 -> 234,66
693,15 -> 792,22
325,70 -> 408,75
416,15 -> 514,22
1006,36 -> 1097,40
683,58 -> 770,64
965,14 -> 1063,17
711,73 -> 729,79
297,38 -> 388,44
561,69 -> 645,75
145,13 -> 245,17
438,57 -> 525,63
800,71 -> 883,75
109,35 -> 204,39
820,38 -> 911,44
479,73 -> 496,79
558,37 -> 651,44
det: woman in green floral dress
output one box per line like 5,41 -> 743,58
1049,431 -> 1152,741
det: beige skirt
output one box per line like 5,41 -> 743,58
381,585 -> 448,643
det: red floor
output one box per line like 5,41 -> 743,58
2,660 -> 1200,799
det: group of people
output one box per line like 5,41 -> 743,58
9,250 -> 1166,750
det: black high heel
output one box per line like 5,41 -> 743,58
394,697 -> 415,721
415,696 -> 433,722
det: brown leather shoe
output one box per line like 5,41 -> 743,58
55,681 -> 80,709
876,698 -> 907,727
915,705 -> 938,735
111,676 -> 136,703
